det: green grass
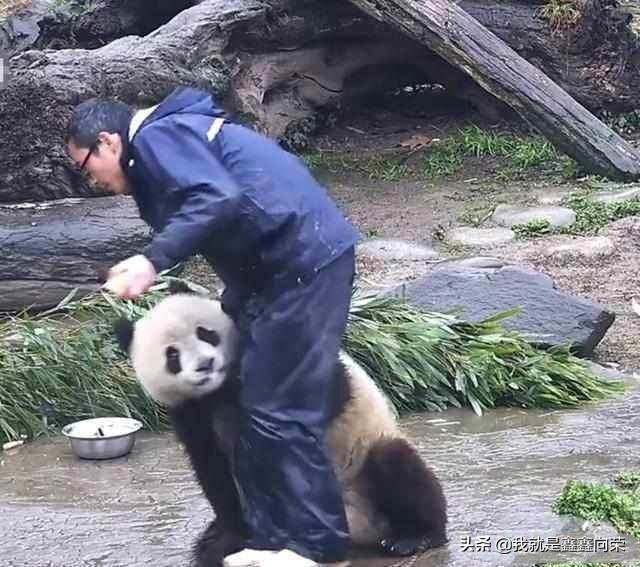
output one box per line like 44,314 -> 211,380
562,192 -> 640,235
614,472 -> 640,493
513,219 -> 554,239
423,125 -> 559,179
49,0 -> 97,16
301,152 -> 410,182
0,285 -> 626,445
457,203 -> 496,227
509,190 -> 640,241
302,125 -> 566,182
538,0 -> 582,32
553,477 -> 640,539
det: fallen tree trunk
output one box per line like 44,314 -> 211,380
0,196 -> 150,312
1,0 -> 639,203
0,0 -> 483,203
0,0 -> 268,203
460,0 -> 640,113
347,0 -> 640,181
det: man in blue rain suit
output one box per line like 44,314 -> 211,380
67,87 -> 358,567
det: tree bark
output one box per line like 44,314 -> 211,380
0,196 -> 150,312
33,0 -> 200,51
347,0 -> 640,180
460,0 -> 640,113
0,0 -> 269,203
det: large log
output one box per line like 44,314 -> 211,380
0,0 -> 268,203
347,0 -> 640,181
0,196 -> 150,312
0,0 -> 198,55
460,0 -> 640,113
1,0 -> 639,203
0,0 -> 484,203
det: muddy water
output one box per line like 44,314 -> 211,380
2,381 -> 639,567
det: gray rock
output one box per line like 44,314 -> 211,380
444,256 -> 506,269
357,238 -> 439,261
585,361 -> 629,383
492,204 -> 576,228
447,227 -> 515,247
593,186 -> 640,204
535,189 -> 570,205
544,236 -> 616,260
385,264 -> 614,357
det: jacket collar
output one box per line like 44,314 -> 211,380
128,105 -> 159,141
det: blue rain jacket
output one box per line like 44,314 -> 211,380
126,87 -> 359,308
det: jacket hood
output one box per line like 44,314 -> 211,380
150,87 -> 226,120
129,87 -> 226,141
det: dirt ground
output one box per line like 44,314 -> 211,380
315,102 -> 640,372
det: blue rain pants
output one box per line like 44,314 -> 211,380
228,247 -> 355,563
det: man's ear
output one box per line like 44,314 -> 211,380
113,318 -> 135,355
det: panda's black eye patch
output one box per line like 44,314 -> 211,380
166,346 -> 182,375
197,326 -> 220,346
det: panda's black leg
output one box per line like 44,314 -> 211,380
361,438 -> 448,556
192,519 -> 246,567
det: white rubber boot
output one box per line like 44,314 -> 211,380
223,549 -> 280,567
262,549 -> 350,567
224,547 -> 350,567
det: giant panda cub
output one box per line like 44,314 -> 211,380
114,292 -> 447,567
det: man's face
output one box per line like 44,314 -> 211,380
67,132 -> 129,195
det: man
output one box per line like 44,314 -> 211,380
67,87 -> 359,567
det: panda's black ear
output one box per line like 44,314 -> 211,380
113,318 -> 135,355
166,278 -> 210,296
167,279 -> 194,295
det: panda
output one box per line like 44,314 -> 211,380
114,292 -> 447,567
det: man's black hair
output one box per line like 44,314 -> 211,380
67,99 -> 133,161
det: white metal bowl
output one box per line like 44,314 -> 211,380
62,417 -> 143,460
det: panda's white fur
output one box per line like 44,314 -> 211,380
129,295 -> 239,406
326,352 -> 401,543
119,293 -> 447,564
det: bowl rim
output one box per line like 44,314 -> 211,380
62,417 -> 143,440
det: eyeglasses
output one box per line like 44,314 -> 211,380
79,140 -> 100,173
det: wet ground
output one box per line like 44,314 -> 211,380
2,374 -> 639,567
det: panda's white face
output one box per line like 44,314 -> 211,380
129,295 -> 239,407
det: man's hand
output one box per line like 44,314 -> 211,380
104,254 -> 157,299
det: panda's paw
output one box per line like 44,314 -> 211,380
193,521 -> 245,567
379,536 -> 435,556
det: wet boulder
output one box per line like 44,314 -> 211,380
0,0 -> 53,56
0,195 -> 150,312
386,261 -> 615,357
